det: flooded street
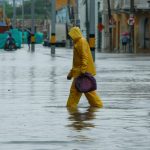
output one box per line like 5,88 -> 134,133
0,45 -> 150,150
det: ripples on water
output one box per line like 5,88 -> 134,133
0,46 -> 150,150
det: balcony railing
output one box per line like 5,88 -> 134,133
113,0 -> 150,10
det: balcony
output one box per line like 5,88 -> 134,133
113,0 -> 150,13
125,0 -> 150,8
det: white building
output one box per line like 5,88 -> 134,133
55,0 -> 111,52
78,0 -> 110,52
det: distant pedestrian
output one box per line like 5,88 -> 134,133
6,33 -> 15,46
121,35 -> 129,52
4,33 -> 17,50
27,32 -> 31,50
66,26 -> 103,108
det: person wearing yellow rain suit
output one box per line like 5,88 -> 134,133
67,26 -> 103,108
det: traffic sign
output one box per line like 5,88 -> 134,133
109,17 -> 116,25
109,17 -> 116,28
128,17 -> 135,26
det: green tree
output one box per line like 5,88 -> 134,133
5,0 -> 51,19
5,1 -> 13,18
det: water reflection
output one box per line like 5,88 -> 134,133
49,66 -> 56,101
29,66 -> 35,97
67,107 -> 98,131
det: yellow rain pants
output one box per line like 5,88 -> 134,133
67,79 -> 103,108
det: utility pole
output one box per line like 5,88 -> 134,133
13,0 -> 16,28
31,0 -> 35,51
107,0 -> 113,52
22,0 -> 24,44
89,0 -> 95,61
66,0 -> 71,48
129,0 -> 134,53
67,0 -> 71,22
50,0 -> 56,56
85,0 -> 89,41
3,0 -> 5,23
76,0 -> 80,27
97,1 -> 102,52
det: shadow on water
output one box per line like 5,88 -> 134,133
67,107 -> 99,131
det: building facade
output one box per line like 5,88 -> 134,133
112,0 -> 150,53
78,0 -> 106,51
78,0 -> 115,52
54,0 -> 149,53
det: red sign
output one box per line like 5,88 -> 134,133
98,23 -> 104,32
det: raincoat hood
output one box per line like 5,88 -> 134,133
68,27 -> 83,41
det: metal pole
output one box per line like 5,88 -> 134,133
3,0 -> 6,23
107,0 -> 113,52
67,0 -> 71,22
85,0 -> 89,41
50,0 -> 56,55
22,0 -> 24,44
76,0 -> 80,27
66,0 -> 71,48
97,1 -> 102,51
129,0 -> 134,53
31,0 -> 35,51
13,0 -> 16,28
89,0 -> 95,61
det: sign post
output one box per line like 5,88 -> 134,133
129,0 -> 134,53
50,0 -> 56,56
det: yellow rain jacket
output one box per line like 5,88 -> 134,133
68,27 -> 96,78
